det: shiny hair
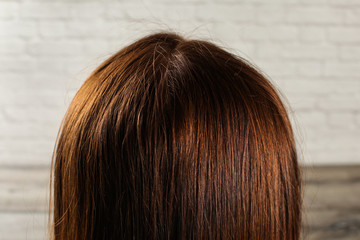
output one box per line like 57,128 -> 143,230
50,32 -> 301,239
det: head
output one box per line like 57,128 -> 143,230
51,32 -> 301,239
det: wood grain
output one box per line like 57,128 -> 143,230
0,166 -> 359,239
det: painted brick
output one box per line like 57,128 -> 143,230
328,0 -> 360,6
69,3 -> 104,19
299,26 -> 326,43
286,7 -> 344,24
328,27 -> 360,43
296,111 -> 327,128
256,5 -> 285,24
0,21 -> 37,37
345,9 -> 360,25
240,25 -> 298,41
328,112 -> 355,129
324,62 -> 360,77
0,2 -> 17,19
286,94 -> 317,110
339,46 -> 360,60
297,62 -> 323,77
1,0 -> 360,167
38,21 -> 66,38
196,4 -> 255,22
269,26 -> 299,41
212,23 -> 244,41
318,94 -> 360,111
0,39 -> 26,54
356,113 -> 360,126
20,3 -> 69,19
27,40 -> 84,56
104,3 -> 130,19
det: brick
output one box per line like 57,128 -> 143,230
268,26 -> 299,41
167,20 -> 214,39
0,153 -> 53,166
296,111 -> 327,128
0,74 -> 29,92
297,62 -> 323,77
307,147 -> 360,164
356,113 -> 360,126
213,0 -> 298,2
256,43 -> 282,59
0,121 -> 56,139
67,20 -> 108,38
0,88 -> 66,107
345,9 -> 360,25
226,41 -> 255,58
20,3 -> 69,19
196,4 -> 255,22
38,21 -> 66,38
0,39 -> 26,54
83,40 -> 111,56
283,80 -> 331,95
328,27 -> 360,43
0,73 -> 68,94
159,5 -> 198,20
36,58 -> 66,75
212,23 -> 244,41
120,4 -> 197,21
240,25 -> 270,40
153,0 -> 206,2
0,58 -> 36,73
299,0 -> 328,4
64,56 -> 100,76
286,7 -> 344,24
3,105 -> 64,124
121,3 -> 156,20
292,79 -> 360,94
104,3 -> 131,19
339,46 -> 360,60
241,25 -> 298,41
256,5 -> 285,24
0,21 -> 36,37
284,79 -> 360,94
309,129 -> 360,151
299,26 -> 326,43
328,0 -> 360,6
328,112 -> 355,129
0,2 -> 17,19
258,43 -> 336,60
0,0 -> 359,168
0,109 -> 4,122
286,94 -> 316,110
69,3 -> 104,19
255,60 -> 298,77
283,44 -> 337,60
324,62 -> 360,77
0,138 -> 57,163
27,40 -> 84,56
318,94 -> 360,111
330,80 -> 360,94
66,20 -> 127,39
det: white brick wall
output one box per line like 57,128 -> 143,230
0,0 -> 359,166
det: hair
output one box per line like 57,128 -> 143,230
50,32 -> 301,240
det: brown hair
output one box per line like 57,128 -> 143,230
50,32 -> 301,239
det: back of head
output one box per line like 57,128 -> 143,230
51,32 -> 301,240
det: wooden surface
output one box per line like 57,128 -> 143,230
302,166 -> 360,240
0,166 -> 359,239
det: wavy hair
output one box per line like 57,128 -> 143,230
50,32 -> 301,239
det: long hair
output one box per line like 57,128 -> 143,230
50,32 -> 301,239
